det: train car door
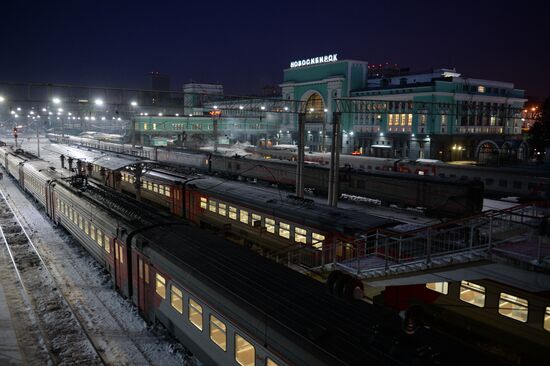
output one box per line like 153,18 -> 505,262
114,240 -> 124,292
137,256 -> 150,314
171,186 -> 183,217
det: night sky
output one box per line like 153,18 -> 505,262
1,0 -> 548,98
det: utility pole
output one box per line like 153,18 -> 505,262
134,164 -> 142,202
131,118 -> 136,148
295,113 -> 306,198
328,112 -> 341,206
36,123 -> 40,157
213,117 -> 219,153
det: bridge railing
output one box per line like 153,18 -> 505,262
286,204 -> 549,277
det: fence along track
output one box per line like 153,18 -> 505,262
0,188 -> 106,365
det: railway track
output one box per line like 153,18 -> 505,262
0,188 -> 105,365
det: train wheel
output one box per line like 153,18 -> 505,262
325,271 -> 343,295
343,278 -> 364,301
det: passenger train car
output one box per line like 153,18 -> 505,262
252,146 -> 550,201
2,145 -> 495,365
47,134 -> 484,218
381,279 -> 550,364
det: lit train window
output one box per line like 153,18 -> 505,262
229,206 -> 237,220
209,200 -> 217,213
210,315 -> 227,351
279,222 -> 290,239
91,225 -> 96,240
295,227 -> 307,244
171,285 -> 183,314
235,334 -> 255,366
97,229 -> 103,247
200,197 -> 207,209
155,274 -> 166,299
251,214 -> 261,227
153,183 -> 158,193
84,222 -> 89,235
189,299 -> 203,330
459,281 -> 485,307
426,282 -> 448,294
165,187 -> 170,197
78,215 -> 83,230
499,293 -> 528,322
266,358 -> 279,366
144,263 -> 149,284
218,203 -> 227,216
265,218 -> 275,233
240,210 -> 249,224
545,307 -> 550,331
312,233 -> 325,250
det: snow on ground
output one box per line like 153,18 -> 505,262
0,161 -> 197,365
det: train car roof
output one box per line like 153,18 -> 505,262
190,176 -> 396,235
135,223 -> 459,365
48,144 -> 152,171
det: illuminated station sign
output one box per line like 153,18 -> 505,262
290,53 -> 338,68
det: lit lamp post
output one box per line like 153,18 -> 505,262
52,97 -> 63,137
130,100 -> 138,147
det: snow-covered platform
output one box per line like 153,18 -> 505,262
0,281 -> 23,365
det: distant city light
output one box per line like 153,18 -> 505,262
58,108 -> 63,112
117,117 -> 121,121
52,97 -> 61,104
213,105 -> 218,110
324,108 -> 328,112
349,131 -> 354,136
42,108 -> 47,112
94,98 -> 104,106
261,106 -> 266,110
189,114 -> 192,117
68,112 -> 72,116
29,111 -> 35,115
309,108 -> 314,112
158,113 -> 163,116
0,95 -> 5,102
239,105 -> 244,110
380,132 -> 384,137
101,116 -> 106,120
91,116 -> 96,121
85,116 -> 89,120
10,110 -> 15,114
17,107 -> 21,111
130,101 -> 138,107
144,113 -> 148,116
284,106 -> 289,111
175,113 -> 179,116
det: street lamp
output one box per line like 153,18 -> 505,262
0,95 -> 5,102
52,97 -> 61,105
130,100 -> 138,107
94,98 -> 104,106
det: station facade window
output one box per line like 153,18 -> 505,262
156,273 -> 166,299
210,315 -> 227,351
426,282 -> 448,295
171,285 -> 183,314
189,299 -> 203,330
499,293 -> 528,322
459,281 -> 485,307
235,334 -> 255,366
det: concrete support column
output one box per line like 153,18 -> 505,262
328,112 -> 341,207
295,113 -> 306,198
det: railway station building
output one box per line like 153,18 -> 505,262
133,56 -> 528,163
